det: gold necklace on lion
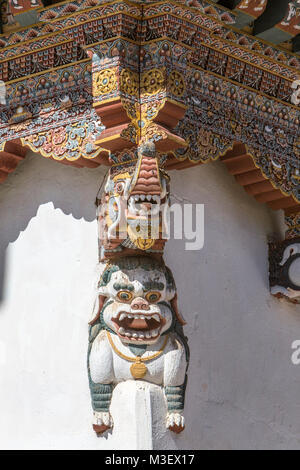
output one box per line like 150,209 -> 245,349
107,331 -> 169,379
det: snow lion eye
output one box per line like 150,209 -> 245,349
115,181 -> 125,194
145,292 -> 161,303
117,291 -> 133,302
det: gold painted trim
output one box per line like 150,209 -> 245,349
165,98 -> 187,110
163,133 -> 188,146
96,133 -> 124,144
111,158 -> 138,167
93,96 -> 121,107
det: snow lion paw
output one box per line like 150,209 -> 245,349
92,411 -> 113,435
166,412 -> 185,434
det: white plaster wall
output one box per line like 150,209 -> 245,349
0,151 -> 299,450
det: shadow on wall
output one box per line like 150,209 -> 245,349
0,153 -> 285,306
0,151 -> 108,304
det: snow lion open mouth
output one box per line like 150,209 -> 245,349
127,194 -> 161,218
112,311 -> 166,342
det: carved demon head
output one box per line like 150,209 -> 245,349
98,142 -> 170,259
90,257 -> 185,345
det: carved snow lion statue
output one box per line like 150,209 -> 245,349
88,256 -> 189,435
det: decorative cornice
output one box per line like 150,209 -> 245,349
0,0 -> 299,208
0,1 -> 299,71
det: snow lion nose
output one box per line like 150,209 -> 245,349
131,297 -> 150,311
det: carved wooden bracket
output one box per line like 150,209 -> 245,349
0,140 -> 27,183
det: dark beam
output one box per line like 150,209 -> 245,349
292,33 -> 300,52
0,0 -> 4,35
218,0 -> 241,9
253,0 -> 296,43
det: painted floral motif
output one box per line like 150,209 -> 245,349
22,119 -> 105,161
93,69 -> 118,97
141,68 -> 166,96
120,68 -> 139,97
167,71 -> 185,98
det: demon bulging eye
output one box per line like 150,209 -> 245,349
117,291 -> 133,302
115,181 -> 125,194
145,292 -> 161,303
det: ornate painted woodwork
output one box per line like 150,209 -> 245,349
97,142 -> 170,260
89,134 -> 190,433
0,0 -> 300,200
0,2 -> 299,275
269,237 -> 300,304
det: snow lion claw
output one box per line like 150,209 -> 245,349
92,411 -> 113,435
166,412 -> 185,434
